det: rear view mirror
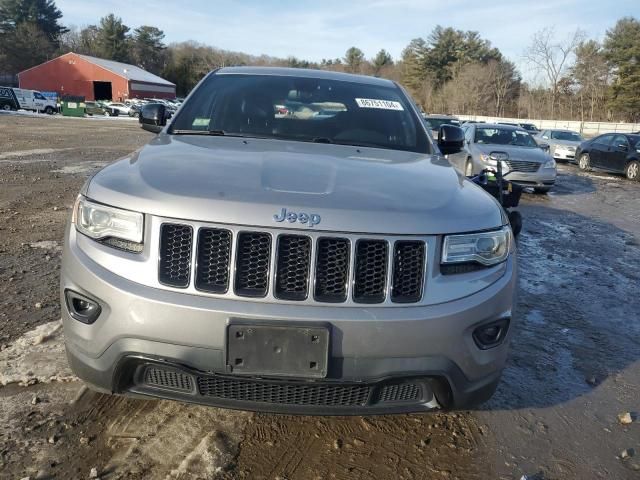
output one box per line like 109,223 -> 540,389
140,103 -> 167,133
438,125 -> 464,155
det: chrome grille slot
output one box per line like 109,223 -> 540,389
234,232 -> 272,297
314,237 -> 350,303
275,235 -> 311,301
159,223 -> 193,288
391,241 -> 425,303
195,228 -> 232,293
353,240 -> 388,304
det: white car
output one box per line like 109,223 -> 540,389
105,102 -> 131,115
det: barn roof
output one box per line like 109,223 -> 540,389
76,54 -> 175,86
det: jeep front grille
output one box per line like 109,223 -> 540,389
158,222 -> 427,304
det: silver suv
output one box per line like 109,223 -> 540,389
61,67 -> 517,414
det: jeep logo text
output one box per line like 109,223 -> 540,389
273,208 -> 321,227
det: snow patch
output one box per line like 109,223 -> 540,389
0,320 -> 77,386
52,161 -> 108,174
29,240 -> 62,251
0,148 -> 73,160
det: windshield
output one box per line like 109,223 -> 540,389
171,74 -> 429,153
551,131 -> 582,141
475,127 -> 538,147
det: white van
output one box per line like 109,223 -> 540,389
6,88 -> 57,114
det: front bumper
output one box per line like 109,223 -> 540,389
61,229 -> 517,414
553,148 -> 576,161
505,168 -> 556,188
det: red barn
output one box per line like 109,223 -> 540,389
18,52 -> 175,101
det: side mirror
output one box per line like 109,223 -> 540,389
539,143 -> 550,153
617,143 -> 628,151
140,103 -> 167,133
438,124 -> 464,155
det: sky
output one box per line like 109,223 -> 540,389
56,0 -> 637,81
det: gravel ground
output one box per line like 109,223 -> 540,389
0,113 -> 639,480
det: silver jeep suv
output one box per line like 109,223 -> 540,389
61,67 -> 517,414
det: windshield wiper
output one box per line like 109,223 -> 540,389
171,129 -> 229,136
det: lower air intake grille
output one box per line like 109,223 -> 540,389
234,232 -> 271,297
144,367 -> 193,392
391,241 -> 425,303
353,240 -> 388,303
197,376 -> 370,406
378,383 -> 422,402
159,224 -> 193,287
275,235 -> 311,301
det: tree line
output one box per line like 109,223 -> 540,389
1,0 -> 639,122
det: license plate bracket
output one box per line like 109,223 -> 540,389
226,324 -> 329,378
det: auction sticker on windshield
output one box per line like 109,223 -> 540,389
355,98 -> 404,110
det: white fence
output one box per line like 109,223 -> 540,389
457,115 -> 640,137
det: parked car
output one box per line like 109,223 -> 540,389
518,123 -> 539,134
128,103 -> 143,118
105,102 -> 131,115
62,66 -> 516,415
535,129 -> 583,162
498,122 -> 539,134
84,101 -> 119,116
574,133 -> 640,181
0,86 -> 57,114
423,114 -> 461,137
448,123 -> 557,193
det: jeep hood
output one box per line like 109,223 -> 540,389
86,135 -> 504,235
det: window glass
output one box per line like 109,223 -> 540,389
595,134 -> 614,146
34,92 -> 45,100
612,135 -> 628,148
551,131 -> 583,141
171,74 -> 430,153
474,127 -> 538,147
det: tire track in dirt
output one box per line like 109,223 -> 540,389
224,412 -> 492,480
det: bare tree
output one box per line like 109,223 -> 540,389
524,27 -> 585,118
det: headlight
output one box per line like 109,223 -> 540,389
73,196 -> 143,244
479,154 -> 496,165
442,226 -> 512,266
544,158 -> 556,168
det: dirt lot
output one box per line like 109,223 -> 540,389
1,113 -> 639,480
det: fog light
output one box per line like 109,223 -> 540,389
473,318 -> 510,349
64,289 -> 102,324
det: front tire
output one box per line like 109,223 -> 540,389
2,104 -> 11,111
508,210 -> 522,237
104,111 -> 111,116
578,153 -> 591,171
625,160 -> 640,181
44,106 -> 54,115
